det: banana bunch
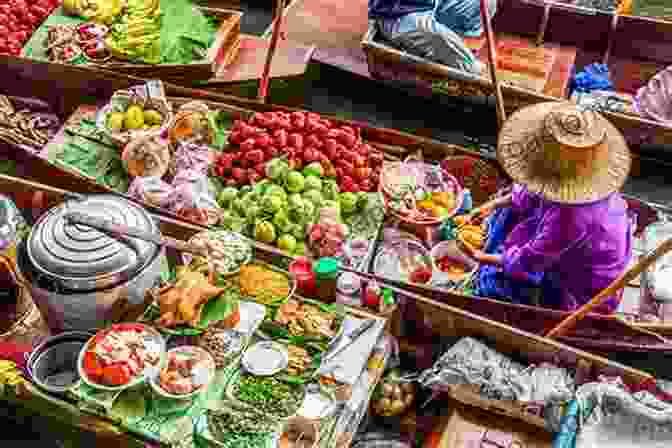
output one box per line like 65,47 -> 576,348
457,223 -> 485,250
63,0 -> 124,25
105,0 -> 161,64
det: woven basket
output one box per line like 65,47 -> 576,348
0,255 -> 50,346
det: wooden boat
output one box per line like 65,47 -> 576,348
0,174 -> 663,448
361,0 -> 672,153
3,55 -> 672,354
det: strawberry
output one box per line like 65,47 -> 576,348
340,176 -> 356,192
305,134 -> 323,149
240,138 -> 255,152
254,163 -> 266,176
338,130 -> 357,148
229,131 -> 243,145
273,129 -> 288,147
323,139 -> 339,160
264,146 -> 279,161
303,147 -> 319,163
255,134 -> 272,149
231,167 -> 247,183
246,150 -> 265,165
288,133 -> 304,150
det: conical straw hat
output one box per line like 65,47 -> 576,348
497,102 -> 631,204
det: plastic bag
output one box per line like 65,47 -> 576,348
127,176 -> 174,208
174,142 -> 211,175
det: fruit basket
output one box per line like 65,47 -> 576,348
96,90 -> 174,145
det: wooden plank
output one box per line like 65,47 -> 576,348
208,35 -> 315,84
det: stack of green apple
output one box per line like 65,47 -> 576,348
215,158 -> 347,255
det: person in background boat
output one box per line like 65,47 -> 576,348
368,0 -> 497,74
458,102 -> 633,314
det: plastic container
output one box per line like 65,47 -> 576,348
313,257 -> 339,303
289,257 -> 317,297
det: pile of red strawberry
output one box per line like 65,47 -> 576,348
212,111 -> 384,192
0,0 -> 61,56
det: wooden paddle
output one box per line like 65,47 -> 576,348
546,236 -> 672,339
258,0 -> 287,102
480,0 -> 506,127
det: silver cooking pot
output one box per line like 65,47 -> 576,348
17,194 -> 166,332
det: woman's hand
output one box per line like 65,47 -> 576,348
458,240 -> 502,266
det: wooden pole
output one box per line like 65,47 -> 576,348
258,0 -> 287,103
546,236 -> 672,339
480,0 -> 506,127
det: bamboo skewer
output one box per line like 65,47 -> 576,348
258,0 -> 287,103
546,236 -> 672,339
480,0 -> 507,127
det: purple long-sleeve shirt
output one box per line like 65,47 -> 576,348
501,184 -> 632,313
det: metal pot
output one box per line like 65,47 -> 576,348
27,331 -> 94,395
17,194 -> 166,332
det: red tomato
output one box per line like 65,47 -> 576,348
102,363 -> 132,386
83,352 -> 103,380
14,31 -> 27,43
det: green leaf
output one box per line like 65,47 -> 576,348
198,291 -> 239,329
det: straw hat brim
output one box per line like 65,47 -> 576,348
497,102 -> 631,204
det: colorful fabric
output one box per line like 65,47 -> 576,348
477,184 -> 631,313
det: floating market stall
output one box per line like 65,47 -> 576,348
0,175 -> 671,448
1,61 -> 672,354
14,1 -> 242,83
0,175 -> 390,448
361,0 -> 672,152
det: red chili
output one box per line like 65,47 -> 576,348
273,129 -> 288,147
246,149 -> 265,164
255,133 -> 271,148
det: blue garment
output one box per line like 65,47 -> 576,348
371,0 -> 497,37
369,0 -> 434,20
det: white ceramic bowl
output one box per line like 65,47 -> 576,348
77,323 -> 166,392
149,346 -> 216,400
430,240 -> 478,283
242,341 -> 289,376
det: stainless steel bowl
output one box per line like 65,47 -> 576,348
27,331 -> 94,395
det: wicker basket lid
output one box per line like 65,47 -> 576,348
497,102 -> 631,204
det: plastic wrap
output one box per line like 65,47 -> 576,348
174,142 -> 211,175
127,176 -> 174,208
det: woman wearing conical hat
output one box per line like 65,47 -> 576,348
459,102 -> 632,314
